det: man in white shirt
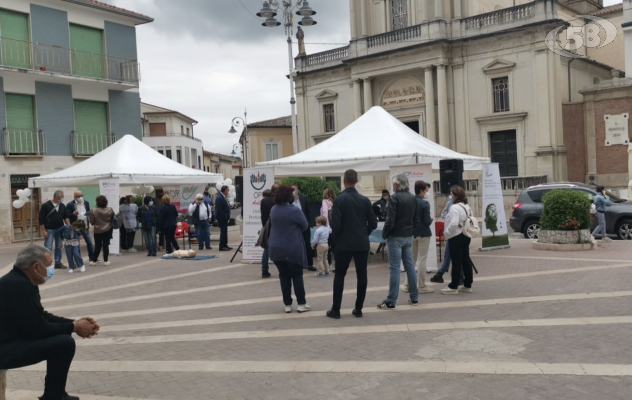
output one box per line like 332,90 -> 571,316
188,194 -> 212,250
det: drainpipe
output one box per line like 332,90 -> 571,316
568,58 -> 575,102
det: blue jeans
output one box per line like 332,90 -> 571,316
64,245 -> 83,271
262,248 -> 269,274
438,240 -> 451,275
386,236 -> 418,305
592,212 -> 607,238
75,230 -> 95,262
44,228 -> 63,264
142,227 -> 157,256
196,221 -> 211,249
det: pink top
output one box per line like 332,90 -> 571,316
320,199 -> 333,227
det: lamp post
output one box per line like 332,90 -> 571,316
256,0 -> 317,155
229,112 -> 248,168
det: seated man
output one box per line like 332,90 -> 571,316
0,245 -> 99,400
372,189 -> 390,221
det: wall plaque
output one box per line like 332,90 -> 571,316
604,113 -> 629,147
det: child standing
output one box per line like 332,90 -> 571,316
311,216 -> 332,277
62,220 -> 86,273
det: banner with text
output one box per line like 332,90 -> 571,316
482,163 -> 510,250
180,184 -> 204,213
99,178 -> 120,255
389,164 -> 438,272
242,168 -> 275,262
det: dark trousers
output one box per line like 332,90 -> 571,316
332,249 -> 369,312
273,260 -> 306,306
126,229 -> 136,250
302,229 -> 313,267
120,228 -> 128,250
158,231 -> 164,248
93,230 -> 112,262
163,225 -> 180,253
262,248 -> 269,274
0,334 -> 75,400
219,221 -> 228,248
327,236 -> 335,266
448,233 -> 474,290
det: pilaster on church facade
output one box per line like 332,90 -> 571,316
294,0 -> 615,186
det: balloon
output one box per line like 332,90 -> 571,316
23,188 -> 32,198
209,187 -> 218,195
13,199 -> 25,209
229,185 -> 236,194
16,189 -> 25,198
224,179 -> 233,186
148,186 -> 155,193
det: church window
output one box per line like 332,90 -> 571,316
391,0 -> 409,31
493,77 -> 510,113
324,104 -> 336,132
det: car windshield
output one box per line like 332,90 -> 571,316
606,191 -> 623,202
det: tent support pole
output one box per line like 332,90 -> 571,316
29,195 -> 34,245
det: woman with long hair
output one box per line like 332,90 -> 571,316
442,186 -> 474,295
269,185 -> 311,313
321,188 -> 337,271
89,195 -> 114,266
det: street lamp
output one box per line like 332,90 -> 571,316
228,112 -> 249,168
256,0 -> 317,155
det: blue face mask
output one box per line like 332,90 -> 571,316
38,263 -> 55,282
149,201 -> 154,206
449,195 -> 453,202
60,198 -> 65,204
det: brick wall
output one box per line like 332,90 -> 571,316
563,103 -> 587,183
35,82 -> 74,156
594,98 -> 632,175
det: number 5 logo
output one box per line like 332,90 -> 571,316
545,15 -> 617,58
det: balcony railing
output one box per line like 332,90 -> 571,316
432,176 -> 548,193
1,128 -> 46,156
72,132 -> 117,157
143,132 -> 203,143
0,37 -> 140,84
305,45 -> 349,65
367,24 -> 423,48
463,3 -> 534,30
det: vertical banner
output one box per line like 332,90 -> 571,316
481,163 -> 510,251
99,178 -> 120,255
180,184 -> 204,214
242,167 -> 275,262
389,164 -> 438,272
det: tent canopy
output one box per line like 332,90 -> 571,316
256,106 -> 490,175
29,135 -> 224,188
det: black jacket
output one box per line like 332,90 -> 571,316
0,269 -> 74,347
260,196 -> 275,225
215,194 -> 231,223
137,206 -> 159,230
413,197 -> 433,238
331,188 -> 377,252
39,201 -> 66,230
65,200 -> 91,227
295,195 -> 310,227
158,204 -> 178,231
383,190 -> 417,239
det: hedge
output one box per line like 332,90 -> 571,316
280,177 -> 341,203
540,189 -> 592,231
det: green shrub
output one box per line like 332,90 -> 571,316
540,189 -> 592,231
280,177 -> 341,203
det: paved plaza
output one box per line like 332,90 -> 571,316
2,234 -> 632,400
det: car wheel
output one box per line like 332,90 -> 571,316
523,221 -> 541,239
616,219 -> 632,240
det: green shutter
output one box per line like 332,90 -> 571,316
5,93 -> 36,154
74,100 -> 109,156
0,9 -> 31,69
69,24 -> 105,79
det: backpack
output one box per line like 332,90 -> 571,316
110,210 -> 124,230
458,204 -> 480,238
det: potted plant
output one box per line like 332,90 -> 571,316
537,189 -> 593,247
280,177 -> 340,226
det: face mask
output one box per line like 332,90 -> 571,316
60,198 -> 65,204
76,197 -> 84,203
383,196 -> 389,200
449,195 -> 453,202
149,201 -> 154,206
38,262 -> 55,282
293,191 -> 297,199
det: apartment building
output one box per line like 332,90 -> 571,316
0,0 -> 152,243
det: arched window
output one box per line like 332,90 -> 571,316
391,0 -> 409,30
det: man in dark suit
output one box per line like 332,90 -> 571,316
327,169 -> 377,319
64,191 -> 95,263
260,183 -> 279,279
291,185 -> 316,271
215,186 -> 232,251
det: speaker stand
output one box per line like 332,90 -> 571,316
230,242 -> 243,263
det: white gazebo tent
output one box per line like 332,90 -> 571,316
256,106 -> 490,175
29,135 -> 224,188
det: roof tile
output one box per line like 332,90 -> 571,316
588,3 -> 623,16
248,116 -> 292,128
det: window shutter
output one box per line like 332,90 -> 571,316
74,100 -> 108,133
5,94 -> 36,154
0,10 -> 30,68
69,24 -> 105,78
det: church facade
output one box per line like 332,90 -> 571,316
294,0 -> 616,183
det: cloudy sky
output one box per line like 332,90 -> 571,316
111,0 -> 621,155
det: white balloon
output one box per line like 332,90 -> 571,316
229,185 -> 236,193
12,199 -> 25,209
23,188 -> 32,197
224,179 -> 233,186
148,186 -> 155,193
16,189 -> 25,198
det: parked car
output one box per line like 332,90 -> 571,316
510,183 -> 632,240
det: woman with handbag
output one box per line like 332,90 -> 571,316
268,185 -> 311,314
89,195 -> 115,266
442,186 -> 474,295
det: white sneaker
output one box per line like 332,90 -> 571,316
79,266 -> 86,273
419,286 -> 435,294
441,287 -> 459,295
128,248 -> 138,253
603,237 -> 613,243
458,285 -> 472,293
68,269 -> 74,274
284,305 -> 292,313
103,261 -> 111,266
164,253 -> 173,258
400,266 -> 405,272
297,304 -> 311,313
402,285 -> 410,293
88,261 -> 96,266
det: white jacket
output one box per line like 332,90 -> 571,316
444,202 -> 472,240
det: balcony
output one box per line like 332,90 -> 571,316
1,128 -> 47,156
143,132 -> 203,143
305,45 -> 349,66
72,132 -> 117,157
0,37 -> 140,84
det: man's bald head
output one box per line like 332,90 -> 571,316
74,191 -> 83,198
